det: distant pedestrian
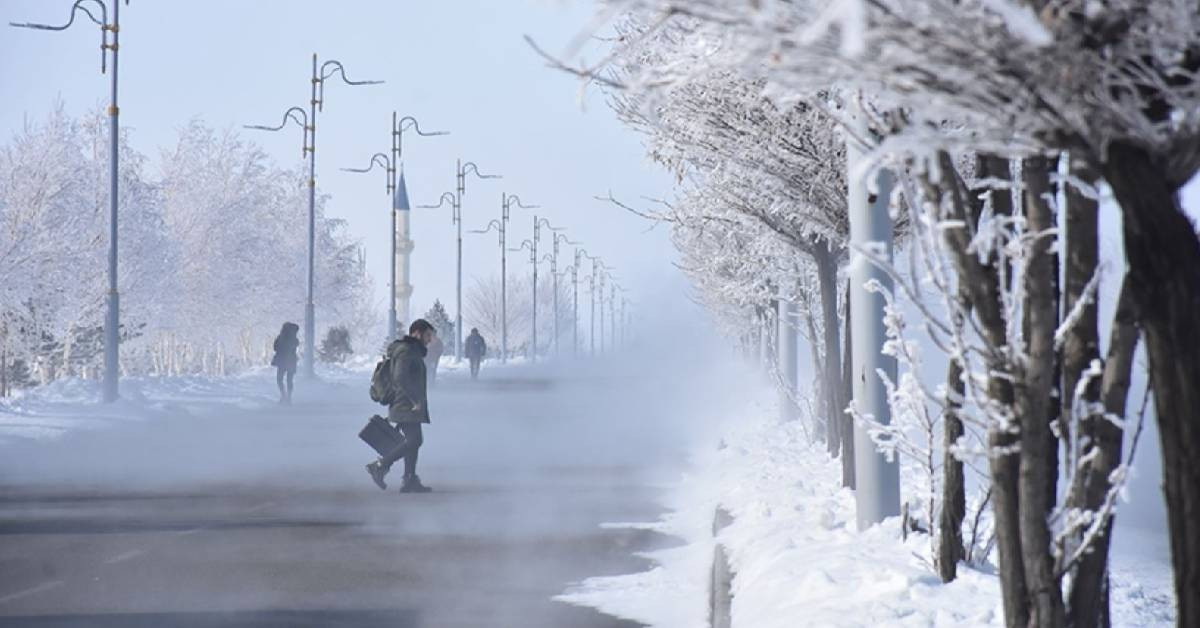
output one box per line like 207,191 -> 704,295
366,319 -> 435,493
425,331 -> 445,385
465,328 -> 487,380
271,322 -> 300,404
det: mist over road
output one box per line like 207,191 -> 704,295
0,351 -> 731,627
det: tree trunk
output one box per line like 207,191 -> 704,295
1069,277 -> 1139,628
938,353 -> 966,582
1061,157 -> 1102,480
841,282 -> 855,489
813,242 -> 843,458
1059,155 -> 1111,627
1016,156 -> 1065,627
936,152 -> 1029,627
1103,141 -> 1200,628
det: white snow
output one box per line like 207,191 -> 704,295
559,381 -> 1177,627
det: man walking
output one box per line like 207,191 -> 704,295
465,327 -> 488,380
366,319 -> 435,493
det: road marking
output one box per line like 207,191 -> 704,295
103,549 -> 146,564
245,501 -> 276,513
0,580 -> 64,605
174,528 -> 202,537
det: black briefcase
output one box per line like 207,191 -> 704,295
359,415 -> 402,456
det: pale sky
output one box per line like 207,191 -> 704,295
0,0 -> 694,333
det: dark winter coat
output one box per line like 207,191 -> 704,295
386,336 -> 430,424
465,332 -> 487,359
271,325 -> 300,371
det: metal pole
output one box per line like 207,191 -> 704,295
590,262 -> 596,356
501,195 -> 508,363
572,262 -> 579,356
552,242 -> 560,356
531,217 -> 538,363
621,298 -> 627,348
609,284 -> 616,351
387,119 -> 398,342
598,274 -> 606,354
456,159 -> 464,361
102,0 -> 121,402
848,113 -> 900,529
387,113 -> 398,341
304,53 -> 318,379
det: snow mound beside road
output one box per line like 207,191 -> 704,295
559,399 -> 1175,627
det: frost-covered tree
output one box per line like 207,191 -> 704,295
575,3 -> 1200,622
0,108 -> 374,383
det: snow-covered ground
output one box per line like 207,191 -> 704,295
558,385 -> 1177,627
0,354 -> 496,444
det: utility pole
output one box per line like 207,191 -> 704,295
342,114 -> 445,342
249,54 -> 381,378
544,233 -> 578,357
514,218 -> 567,362
847,111 -> 900,530
470,192 -> 535,362
571,253 -> 580,356
420,160 -> 499,359
621,297 -> 628,348
12,0 -> 128,402
598,272 -> 607,354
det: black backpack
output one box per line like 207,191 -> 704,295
369,342 -> 399,405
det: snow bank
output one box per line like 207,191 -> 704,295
559,395 -> 1175,627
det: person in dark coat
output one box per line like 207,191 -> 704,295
366,319 -> 434,493
465,328 -> 487,380
271,322 -> 300,404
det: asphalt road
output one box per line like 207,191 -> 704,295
0,359 -> 704,627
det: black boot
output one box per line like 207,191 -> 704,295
365,460 -> 389,491
399,474 -> 432,493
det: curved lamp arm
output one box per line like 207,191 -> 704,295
398,116 -> 449,137
417,192 -> 457,210
469,220 -> 504,236
461,162 -> 501,180
10,0 -> 112,72
317,59 -> 383,112
245,106 -> 310,157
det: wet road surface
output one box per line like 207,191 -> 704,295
0,361 -> 698,627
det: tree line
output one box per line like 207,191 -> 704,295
0,104 -> 374,392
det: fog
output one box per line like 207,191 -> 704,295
0,274 -> 745,626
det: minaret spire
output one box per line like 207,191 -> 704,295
394,166 -> 415,328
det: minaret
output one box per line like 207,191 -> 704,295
394,168 -> 415,328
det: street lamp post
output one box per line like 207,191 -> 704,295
12,0 -> 129,402
419,160 -> 499,360
342,114 -> 446,342
585,254 -> 604,357
598,272 -> 607,354
621,297 -> 628,348
847,110 -> 901,529
577,250 -> 601,357
469,193 -> 536,363
545,233 -> 578,357
248,54 -> 381,379
511,217 -> 565,363
511,237 -> 537,363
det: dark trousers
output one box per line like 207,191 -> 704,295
469,357 -> 482,379
380,422 -> 423,477
276,366 -> 295,398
